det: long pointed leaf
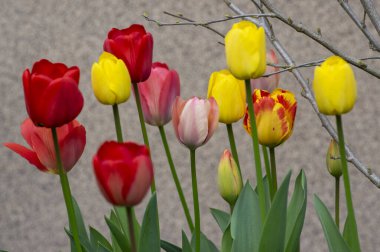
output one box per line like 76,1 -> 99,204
182,231 -> 192,252
139,193 -> 160,252
89,226 -> 112,251
160,239 -> 181,252
210,208 -> 230,232
105,215 -> 130,251
343,214 -> 361,252
191,232 -> 219,252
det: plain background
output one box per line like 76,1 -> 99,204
1,0 -> 380,251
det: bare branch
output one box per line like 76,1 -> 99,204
360,0 -> 380,36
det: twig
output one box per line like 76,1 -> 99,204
360,0 -> 380,37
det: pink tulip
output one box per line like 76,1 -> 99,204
172,96 -> 219,149
251,49 -> 280,93
138,62 -> 180,126
4,119 -> 86,174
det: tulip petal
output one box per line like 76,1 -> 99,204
60,124 -> 86,172
91,62 -> 117,104
4,142 -> 48,172
65,66 -> 80,84
204,97 -> 219,144
30,128 -> 57,173
32,59 -> 69,80
172,96 -> 187,142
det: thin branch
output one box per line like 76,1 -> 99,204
337,0 -> 380,51
360,0 -> 380,37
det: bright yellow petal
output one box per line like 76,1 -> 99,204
91,63 -> 116,105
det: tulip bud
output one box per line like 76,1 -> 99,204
251,49 -> 280,93
91,52 -> 131,105
313,56 -> 357,115
218,150 -> 243,206
326,139 -> 342,178
225,21 -> 266,80
207,70 -> 246,124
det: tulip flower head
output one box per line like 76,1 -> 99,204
326,139 -> 342,178
139,62 -> 180,126
313,56 -> 357,115
93,141 -> 153,206
207,70 -> 246,124
4,119 -> 86,174
172,97 -> 219,150
225,21 -> 266,80
251,49 -> 280,93
244,89 -> 297,147
91,52 -> 131,105
22,59 -> 84,128
104,24 -> 153,83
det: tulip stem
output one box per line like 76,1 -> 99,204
112,104 -> 124,142
158,126 -> 194,232
51,128 -> 82,252
335,176 -> 340,228
226,124 -> 242,177
262,145 -> 274,200
269,147 -> 278,194
127,207 -> 137,252
335,115 -> 360,249
132,82 -> 156,192
190,149 -> 200,252
245,79 -> 266,221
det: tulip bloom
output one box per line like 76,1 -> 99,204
104,24 -> 153,83
225,21 -> 266,80
138,62 -> 180,126
22,59 -> 84,128
172,97 -> 219,150
243,89 -> 297,147
91,52 -> 131,105
326,139 -> 342,178
251,49 -> 280,93
207,70 -> 246,124
93,141 -> 153,206
313,56 -> 357,115
4,119 -> 86,174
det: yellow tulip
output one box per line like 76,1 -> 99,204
313,56 -> 357,115
225,21 -> 266,80
207,70 -> 246,124
91,52 -> 131,105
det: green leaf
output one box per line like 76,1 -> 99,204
191,232 -> 219,252
285,170 -> 307,252
105,215 -> 130,251
210,208 -> 230,232
182,231 -> 192,252
160,240 -> 182,252
139,193 -> 160,252
114,206 -> 141,244
71,197 -> 92,250
221,226 -> 233,252
314,195 -> 351,252
254,175 -> 271,211
65,228 -> 89,252
343,214 -> 361,252
231,182 -> 262,252
89,226 -> 112,251
258,171 -> 291,252
96,242 -> 112,252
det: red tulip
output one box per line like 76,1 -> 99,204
250,49 -> 280,93
138,62 -> 180,126
103,24 -> 153,83
4,119 -> 86,174
172,97 -> 219,150
93,141 -> 154,206
22,59 -> 84,128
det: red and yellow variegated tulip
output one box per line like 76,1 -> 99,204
4,119 -> 86,174
243,89 -> 297,147
251,49 -> 280,93
172,97 -> 219,150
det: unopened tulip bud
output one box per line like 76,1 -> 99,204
326,139 -> 342,178
217,150 -> 243,206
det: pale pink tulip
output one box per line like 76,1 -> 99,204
251,49 -> 280,93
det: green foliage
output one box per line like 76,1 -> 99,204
139,193 -> 160,252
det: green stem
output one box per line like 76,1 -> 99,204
262,145 -> 274,200
158,126 -> 194,232
269,147 -> 278,194
127,207 -> 137,252
245,79 -> 266,221
190,149 -> 200,252
335,176 -> 340,228
335,115 -> 360,247
226,124 -> 242,177
112,104 -> 123,142
52,128 -> 82,252
132,82 -> 156,192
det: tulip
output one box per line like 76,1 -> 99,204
104,24 -> 153,83
22,59 -> 84,128
139,62 -> 180,126
243,89 -> 297,147
326,139 -> 342,178
93,141 -> 153,206
207,70 -> 246,124
225,21 -> 266,80
4,118 -> 86,174
313,56 -> 357,115
217,149 -> 243,206
91,52 -> 131,105
251,49 -> 280,93
172,97 -> 219,150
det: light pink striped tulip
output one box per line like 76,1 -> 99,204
251,49 -> 280,93
139,62 -> 180,126
172,97 -> 219,150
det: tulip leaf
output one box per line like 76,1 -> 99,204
254,175 -> 271,211
221,226 -> 233,252
191,232 -> 219,252
314,195 -> 351,252
114,206 -> 141,244
65,227 -> 90,252
210,208 -> 230,232
343,214 -> 361,252
71,197 -> 92,250
139,193 -> 160,252
231,182 -> 262,252
160,240 -> 182,252
182,231 -> 192,252
285,170 -> 307,252
258,171 -> 291,252
89,226 -> 112,251
105,215 -> 130,252
96,243 -> 112,252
